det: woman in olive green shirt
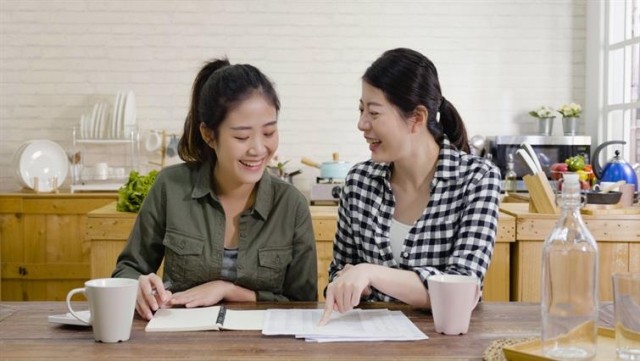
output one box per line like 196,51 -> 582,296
113,58 -> 317,320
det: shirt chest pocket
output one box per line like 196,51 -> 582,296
256,247 -> 292,292
162,229 -> 206,288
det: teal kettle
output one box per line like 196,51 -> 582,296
592,140 -> 638,191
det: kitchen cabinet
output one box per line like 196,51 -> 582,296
87,203 -> 515,302
500,202 -> 640,302
0,192 -> 117,301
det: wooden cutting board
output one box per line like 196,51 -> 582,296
581,203 -> 640,215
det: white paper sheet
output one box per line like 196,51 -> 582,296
262,309 -> 428,342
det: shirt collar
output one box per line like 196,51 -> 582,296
191,161 -> 273,220
192,161 -> 214,199
435,137 -> 461,182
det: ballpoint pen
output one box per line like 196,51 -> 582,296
151,280 -> 173,296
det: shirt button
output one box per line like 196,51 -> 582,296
179,240 -> 186,249
402,252 -> 409,258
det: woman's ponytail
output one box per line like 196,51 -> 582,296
439,98 -> 469,153
178,58 -> 231,164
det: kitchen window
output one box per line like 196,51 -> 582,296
587,0 -> 640,165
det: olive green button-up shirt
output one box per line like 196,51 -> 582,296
112,162 -> 317,301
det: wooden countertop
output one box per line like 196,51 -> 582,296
500,202 -> 640,220
91,203 -> 515,220
0,191 -> 118,199
0,301 -> 540,360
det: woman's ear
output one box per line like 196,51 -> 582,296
199,123 -> 215,148
410,105 -> 428,133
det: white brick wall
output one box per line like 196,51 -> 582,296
0,0 -> 586,196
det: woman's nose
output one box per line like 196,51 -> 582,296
357,114 -> 370,131
248,137 -> 266,155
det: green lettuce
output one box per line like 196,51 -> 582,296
116,170 -> 159,213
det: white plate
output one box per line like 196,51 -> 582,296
118,91 -> 126,138
89,103 -> 99,139
48,310 -> 91,327
123,90 -> 136,138
98,103 -> 107,139
17,140 -> 69,192
11,141 -> 33,187
78,114 -> 85,139
93,103 -> 104,139
112,91 -> 122,138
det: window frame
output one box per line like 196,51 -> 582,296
586,0 -> 640,165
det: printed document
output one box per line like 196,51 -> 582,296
262,308 -> 428,342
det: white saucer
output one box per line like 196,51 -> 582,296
48,310 -> 91,326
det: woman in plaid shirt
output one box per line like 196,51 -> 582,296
320,48 -> 501,324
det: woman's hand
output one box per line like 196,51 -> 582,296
319,263 -> 372,325
170,280 -> 235,308
136,273 -> 172,321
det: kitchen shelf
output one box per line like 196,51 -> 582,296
75,139 -> 136,144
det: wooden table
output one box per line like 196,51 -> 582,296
0,301 -> 539,360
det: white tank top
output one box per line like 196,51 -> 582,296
389,218 -> 413,264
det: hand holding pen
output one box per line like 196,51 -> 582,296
136,273 -> 173,321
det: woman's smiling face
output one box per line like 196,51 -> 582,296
206,92 -> 279,186
357,81 -> 413,163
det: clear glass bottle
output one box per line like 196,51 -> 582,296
504,153 -> 518,194
541,173 -> 599,359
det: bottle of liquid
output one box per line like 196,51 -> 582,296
504,153 -> 518,194
541,173 -> 599,359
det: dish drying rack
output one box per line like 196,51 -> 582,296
69,127 -> 140,193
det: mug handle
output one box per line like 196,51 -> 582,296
144,131 -> 162,152
66,287 -> 91,325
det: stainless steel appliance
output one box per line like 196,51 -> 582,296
310,177 -> 344,205
485,135 -> 591,192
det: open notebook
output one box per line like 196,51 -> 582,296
145,306 -> 427,342
145,306 -> 264,332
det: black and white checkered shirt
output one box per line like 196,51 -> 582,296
329,138 -> 502,302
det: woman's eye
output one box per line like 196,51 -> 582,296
369,111 -> 379,116
264,131 -> 276,137
234,137 -> 249,141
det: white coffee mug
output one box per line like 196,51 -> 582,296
145,131 -> 162,152
595,181 -> 621,192
427,274 -> 481,335
94,162 -> 109,181
66,278 -> 138,343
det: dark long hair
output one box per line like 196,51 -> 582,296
362,48 -> 469,153
178,58 -> 280,165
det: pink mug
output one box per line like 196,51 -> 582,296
427,274 -> 481,335
618,184 -> 635,207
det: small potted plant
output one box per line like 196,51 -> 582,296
529,106 -> 556,136
267,156 -> 302,183
557,102 -> 582,135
